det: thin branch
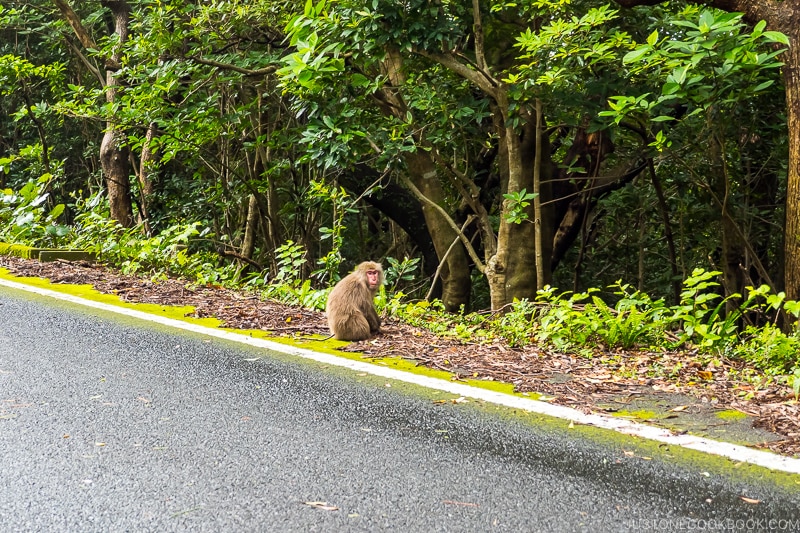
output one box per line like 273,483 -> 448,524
426,215 -> 477,300
397,173 -> 486,272
189,56 -> 278,77
52,0 -> 97,50
674,153 -> 774,288
413,48 -> 498,98
61,36 -> 104,85
471,0 -> 486,72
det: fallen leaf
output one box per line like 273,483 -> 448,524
740,496 -> 760,504
698,371 -> 713,380
442,500 -> 479,507
670,405 -> 689,412
303,501 -> 339,511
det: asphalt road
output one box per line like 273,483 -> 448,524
1,285 -> 798,532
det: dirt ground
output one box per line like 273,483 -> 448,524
1,254 -> 798,458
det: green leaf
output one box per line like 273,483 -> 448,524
698,10 -> 715,32
351,73 -> 369,88
49,203 -> 65,219
752,80 -> 775,92
662,82 -> 681,95
762,31 -> 789,45
623,45 -> 651,64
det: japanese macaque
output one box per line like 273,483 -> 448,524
326,261 -> 384,341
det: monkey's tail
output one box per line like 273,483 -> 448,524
294,333 -> 335,341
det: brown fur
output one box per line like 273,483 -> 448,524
326,261 -> 384,341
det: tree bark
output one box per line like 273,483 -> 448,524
488,86 -> 540,308
241,194 -> 259,260
54,0 -> 134,227
99,0 -> 134,227
782,36 -> 800,300
404,152 -> 473,311
340,165 -> 439,279
533,99 -> 546,291
380,47 -> 472,311
135,122 -> 157,234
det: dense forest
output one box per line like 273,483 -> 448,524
0,1 -> 798,319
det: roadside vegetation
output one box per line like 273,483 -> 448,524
2,1 -> 800,399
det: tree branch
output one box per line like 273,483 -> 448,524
189,56 -> 278,77
397,173 -> 486,272
52,0 -> 97,50
471,0 -> 487,73
413,48 -> 498,98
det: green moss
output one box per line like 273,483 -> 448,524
0,243 -> 36,259
1,266 -> 530,400
716,409 -> 749,421
0,242 -> 96,262
0,268 -> 219,327
613,409 -> 660,421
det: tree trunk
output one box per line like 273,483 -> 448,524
533,99 -> 546,291
241,194 -> 259,260
783,33 -> 800,300
404,152 -> 472,311
380,47 -> 472,311
648,159 -> 681,304
487,87 -> 539,309
52,0 -> 133,226
136,122 -> 157,234
100,0 -> 134,227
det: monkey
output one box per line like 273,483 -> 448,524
326,261 -> 384,341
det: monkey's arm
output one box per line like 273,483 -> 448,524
363,301 -> 381,333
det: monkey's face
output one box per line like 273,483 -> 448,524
366,269 -> 381,289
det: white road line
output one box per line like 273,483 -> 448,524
2,276 -> 799,475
